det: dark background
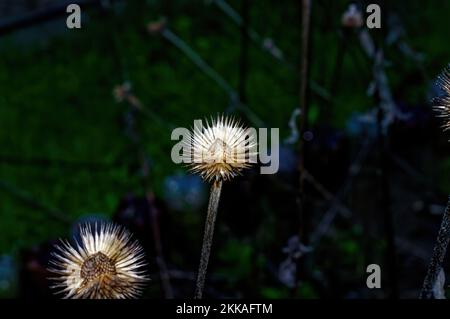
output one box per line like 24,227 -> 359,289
0,0 -> 449,299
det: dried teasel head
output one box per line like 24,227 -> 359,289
434,65 -> 450,130
48,222 -> 148,299
184,115 -> 258,183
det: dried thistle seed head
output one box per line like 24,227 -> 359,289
80,252 -> 116,280
434,65 -> 450,131
184,115 -> 258,183
48,222 -> 148,299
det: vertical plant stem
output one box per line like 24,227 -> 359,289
294,0 -> 312,297
298,0 -> 311,243
378,121 -> 398,298
194,180 -> 223,299
373,1 -> 397,294
420,197 -> 450,299
238,0 -> 249,105
375,65 -> 398,299
147,193 -> 174,299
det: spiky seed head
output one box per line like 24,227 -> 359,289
183,115 -> 258,183
434,65 -> 450,130
48,222 -> 148,299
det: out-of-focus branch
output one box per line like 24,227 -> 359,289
206,0 -> 330,101
147,19 -> 264,127
310,137 -> 372,245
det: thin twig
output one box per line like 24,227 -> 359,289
114,82 -> 175,129
238,0 -> 249,104
195,180 -> 223,299
303,170 -> 352,218
373,49 -> 399,299
162,28 -> 235,96
389,151 -> 442,197
207,0 -> 331,101
310,137 -> 372,245
147,21 -> 265,127
147,193 -> 174,299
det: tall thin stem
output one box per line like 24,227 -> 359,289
420,197 -> 450,299
194,180 -> 223,299
238,0 -> 249,105
147,193 -> 174,299
377,109 -> 398,298
298,0 -> 311,246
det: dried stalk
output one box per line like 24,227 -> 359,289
298,0 -> 311,245
194,180 -> 223,299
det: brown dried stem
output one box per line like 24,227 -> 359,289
194,180 -> 223,299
